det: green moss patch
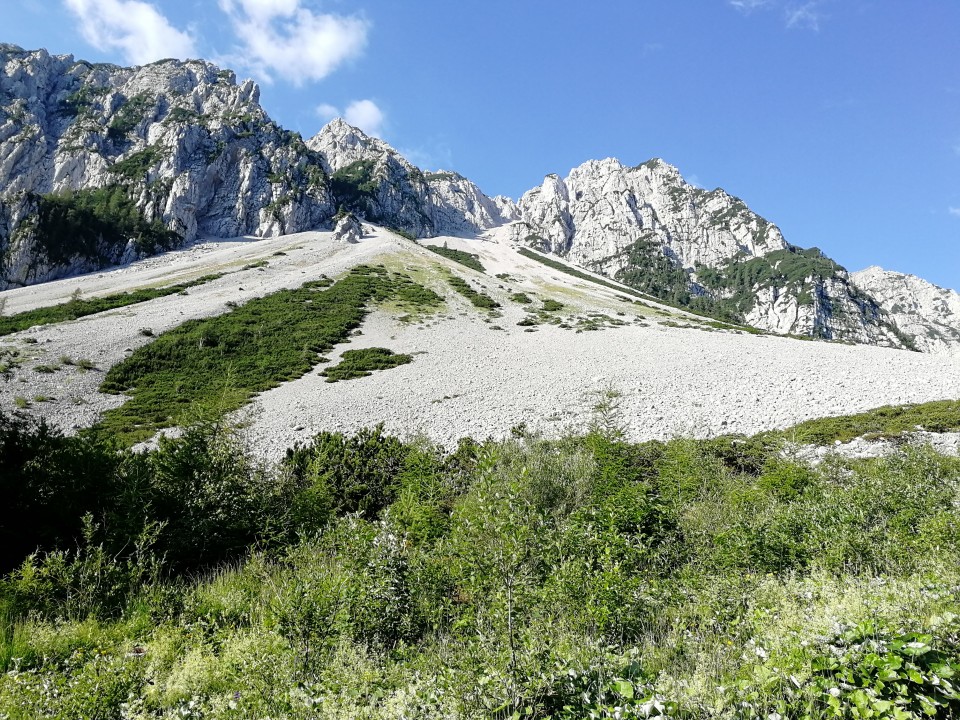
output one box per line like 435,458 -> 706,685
423,244 -> 485,273
446,274 -> 500,310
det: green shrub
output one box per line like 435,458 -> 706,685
321,347 -> 412,382
106,92 -> 153,140
0,276 -> 231,336
2,403 -> 960,716
97,266 -> 441,443
107,145 -> 161,180
423,244 -> 485,272
447,274 -> 499,309
25,185 -> 180,270
285,424 -> 411,521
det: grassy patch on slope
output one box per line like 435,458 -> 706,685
518,246 -> 762,331
97,266 -> 441,443
779,399 -> 960,445
0,274 -> 224,336
322,347 -> 413,382
446,273 -> 500,309
518,246 -> 656,301
423,244 -> 485,273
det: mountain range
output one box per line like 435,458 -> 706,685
1,43 -> 958,354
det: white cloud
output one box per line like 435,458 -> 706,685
314,99 -> 385,137
949,207 -> 960,218
219,0 -> 368,85
729,0 -> 772,13
729,0 -> 824,30
785,2 -> 823,31
315,103 -> 340,121
63,0 -> 197,64
344,99 -> 384,138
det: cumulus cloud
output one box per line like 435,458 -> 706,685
315,103 -> 340,122
344,100 -> 384,137
315,99 -> 385,137
63,0 -> 197,64
949,207 -> 960,218
219,0 -> 368,85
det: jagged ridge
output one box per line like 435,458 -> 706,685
512,157 -> 907,347
1,44 -> 958,352
0,46 -> 511,288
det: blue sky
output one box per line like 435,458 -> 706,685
5,0 -> 960,289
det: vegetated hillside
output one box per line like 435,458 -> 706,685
4,227 -> 960,456
2,401 -> 960,717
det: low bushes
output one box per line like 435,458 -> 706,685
2,408 -> 960,717
97,265 -> 442,443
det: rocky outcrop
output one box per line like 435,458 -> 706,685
0,47 -> 510,288
308,119 -> 515,237
512,158 -> 787,272
332,212 -> 363,244
851,266 -> 960,354
511,157 -> 906,347
743,272 -> 904,346
0,44 -> 338,287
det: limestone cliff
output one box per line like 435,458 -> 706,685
512,158 -> 906,347
0,46 -> 510,288
851,266 -> 960,354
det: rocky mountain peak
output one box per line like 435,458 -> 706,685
0,47 -> 515,288
2,44 -> 958,352
307,117 -> 406,174
851,266 -> 960,354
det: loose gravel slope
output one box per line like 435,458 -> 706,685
2,225 -> 959,458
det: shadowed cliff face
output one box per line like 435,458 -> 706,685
852,266 -> 960,355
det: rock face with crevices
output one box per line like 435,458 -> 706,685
0,44 -> 339,287
0,46 -> 511,288
308,119 -> 516,237
851,266 -> 960,354
513,158 -> 787,270
511,157 -> 906,347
